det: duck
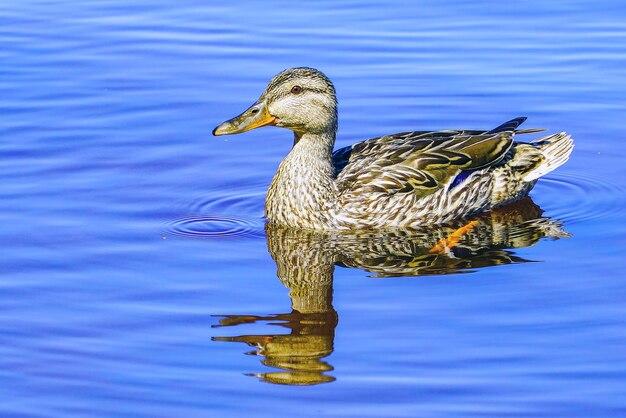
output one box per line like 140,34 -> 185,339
213,67 -> 574,230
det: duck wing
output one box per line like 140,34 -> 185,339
333,117 -> 531,200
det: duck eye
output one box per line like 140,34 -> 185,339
291,85 -> 302,94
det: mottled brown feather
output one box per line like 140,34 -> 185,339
334,129 -> 514,200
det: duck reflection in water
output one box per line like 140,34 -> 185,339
212,197 -> 569,385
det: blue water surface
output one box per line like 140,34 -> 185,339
1,1 -> 626,417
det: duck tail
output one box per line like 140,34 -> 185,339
523,132 -> 574,182
487,116 -> 527,134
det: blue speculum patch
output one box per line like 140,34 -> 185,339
450,171 -> 473,189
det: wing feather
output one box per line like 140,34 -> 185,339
333,119 -> 523,200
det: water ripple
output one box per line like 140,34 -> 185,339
167,215 -> 264,239
535,172 -> 626,224
187,188 -> 266,216
168,187 -> 266,239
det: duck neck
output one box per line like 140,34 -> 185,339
265,130 -> 338,228
292,130 -> 335,163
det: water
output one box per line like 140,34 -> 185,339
2,1 -> 626,416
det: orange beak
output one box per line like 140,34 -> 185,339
213,100 -> 276,136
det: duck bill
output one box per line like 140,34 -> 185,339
212,101 -> 276,136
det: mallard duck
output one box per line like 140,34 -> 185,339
213,67 -> 574,230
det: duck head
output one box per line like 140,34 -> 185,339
213,67 -> 338,137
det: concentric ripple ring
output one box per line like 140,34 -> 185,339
534,172 -> 626,224
167,215 -> 264,239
